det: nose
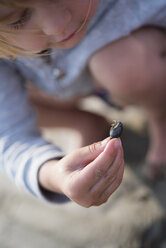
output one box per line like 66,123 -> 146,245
39,5 -> 72,36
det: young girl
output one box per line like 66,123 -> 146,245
0,0 -> 165,206
0,0 -> 124,207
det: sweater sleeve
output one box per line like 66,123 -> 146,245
0,59 -> 69,204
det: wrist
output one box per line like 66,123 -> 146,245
38,159 -> 63,194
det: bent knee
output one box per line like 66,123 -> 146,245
89,27 -> 166,101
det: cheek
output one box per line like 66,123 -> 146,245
5,33 -> 48,52
73,0 -> 98,22
91,0 -> 99,17
88,0 -> 98,19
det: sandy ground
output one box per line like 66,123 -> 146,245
0,96 -> 166,248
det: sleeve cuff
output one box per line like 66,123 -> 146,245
24,148 -> 70,204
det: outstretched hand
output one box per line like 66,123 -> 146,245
39,137 -> 124,207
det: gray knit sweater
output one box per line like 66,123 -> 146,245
0,0 -> 166,204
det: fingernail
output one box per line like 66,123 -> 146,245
92,137 -> 110,151
113,139 -> 121,149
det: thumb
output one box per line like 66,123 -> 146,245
73,137 -> 111,165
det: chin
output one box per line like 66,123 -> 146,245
53,39 -> 82,49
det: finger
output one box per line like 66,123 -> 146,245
80,138 -> 122,189
95,163 -> 124,206
89,145 -> 123,195
66,137 -> 110,168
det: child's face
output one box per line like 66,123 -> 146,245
0,0 -> 98,52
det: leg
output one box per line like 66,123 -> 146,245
28,84 -> 110,147
89,27 -> 166,168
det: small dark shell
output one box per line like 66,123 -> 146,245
110,121 -> 123,138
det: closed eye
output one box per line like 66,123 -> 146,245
9,9 -> 32,30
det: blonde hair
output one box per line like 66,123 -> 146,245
0,36 -> 32,59
0,0 -> 38,58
